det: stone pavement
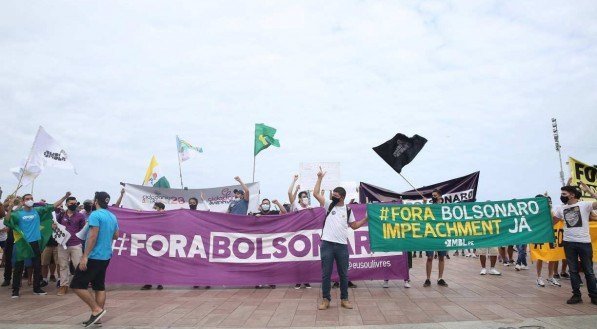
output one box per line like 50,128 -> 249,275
1,255 -> 596,328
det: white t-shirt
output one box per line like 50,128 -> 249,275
291,200 -> 311,212
554,201 -> 594,243
0,221 -> 7,242
321,200 -> 356,244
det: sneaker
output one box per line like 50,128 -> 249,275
503,262 -> 510,267
520,265 -> 529,270
1,280 -> 10,287
348,281 -> 357,288
84,309 -> 106,327
489,268 -> 501,275
318,299 -> 330,310
382,280 -> 389,288
294,284 -> 302,290
340,299 -> 353,309
437,279 -> 448,287
33,289 -> 47,295
553,274 -> 561,279
156,285 -> 163,290
560,272 -> 570,279
515,264 -> 521,271
465,253 -> 471,257
480,268 -> 487,275
40,280 -> 48,288
423,279 -> 431,287
11,291 -> 19,299
57,286 -> 68,296
472,254 -> 478,258
536,277 -> 545,287
404,280 -> 411,288
547,278 -> 561,287
453,251 -> 459,256
304,283 -> 311,289
332,282 -> 339,288
141,285 -> 152,290
566,295 -> 582,304
81,320 -> 102,327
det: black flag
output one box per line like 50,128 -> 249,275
373,133 -> 427,174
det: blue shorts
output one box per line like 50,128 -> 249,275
425,251 -> 447,258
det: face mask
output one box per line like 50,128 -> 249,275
331,196 -> 340,203
189,204 -> 197,210
301,197 -> 309,205
24,200 -> 34,208
560,196 -> 569,204
67,204 -> 78,211
262,204 -> 270,211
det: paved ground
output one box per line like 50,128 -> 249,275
1,255 -> 596,328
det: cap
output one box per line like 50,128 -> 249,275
233,189 -> 245,195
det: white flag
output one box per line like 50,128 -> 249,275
10,158 -> 44,187
32,126 -> 76,172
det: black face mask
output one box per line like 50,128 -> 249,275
331,196 -> 340,203
67,204 -> 78,211
189,204 -> 197,210
560,196 -> 569,204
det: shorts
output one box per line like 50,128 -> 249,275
41,246 -> 58,266
425,251 -> 447,258
70,259 -> 110,291
476,247 -> 499,256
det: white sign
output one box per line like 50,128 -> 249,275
299,162 -> 341,191
52,221 -> 72,249
121,182 -> 261,213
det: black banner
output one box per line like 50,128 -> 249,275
359,171 -> 480,204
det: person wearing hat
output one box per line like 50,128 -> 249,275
227,176 -> 250,215
70,191 -> 119,327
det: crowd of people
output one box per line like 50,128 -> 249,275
0,172 -> 596,326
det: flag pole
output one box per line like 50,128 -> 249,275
252,155 -> 256,183
12,127 -> 41,196
398,173 -> 426,199
177,153 -> 184,189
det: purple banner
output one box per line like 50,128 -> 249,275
106,204 -> 408,285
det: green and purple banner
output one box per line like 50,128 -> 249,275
368,198 -> 554,252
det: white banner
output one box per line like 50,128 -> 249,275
32,126 -> 76,172
52,220 -> 72,249
299,162 -> 341,191
121,182 -> 261,213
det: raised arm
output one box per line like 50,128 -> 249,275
115,188 -> 125,207
272,199 -> 287,214
200,192 -> 211,211
579,182 -> 597,210
235,176 -> 250,201
313,167 -> 326,207
288,175 -> 299,204
53,192 -> 71,208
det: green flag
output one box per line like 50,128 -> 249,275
254,123 -> 280,156
4,205 -> 55,261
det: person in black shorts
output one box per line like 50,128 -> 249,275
70,192 -> 119,328
424,190 -> 448,287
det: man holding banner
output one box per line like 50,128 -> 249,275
553,184 -> 597,305
314,167 -> 369,311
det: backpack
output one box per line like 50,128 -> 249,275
321,203 -> 352,235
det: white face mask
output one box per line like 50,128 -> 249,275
24,200 -> 35,208
301,197 -> 309,205
261,204 -> 270,211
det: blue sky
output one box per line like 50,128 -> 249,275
1,1 -> 596,203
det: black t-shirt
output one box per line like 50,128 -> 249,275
46,237 -> 58,247
255,210 -> 280,216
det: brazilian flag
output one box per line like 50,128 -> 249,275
4,205 -> 54,261
254,123 -> 280,156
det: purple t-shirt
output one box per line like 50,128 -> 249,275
56,210 -> 86,246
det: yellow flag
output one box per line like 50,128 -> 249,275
143,156 -> 159,186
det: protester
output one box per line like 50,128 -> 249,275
54,196 -> 86,296
383,251 -> 412,288
5,192 -> 71,298
478,248 -> 501,276
514,244 -> 529,271
552,183 -> 597,305
423,189 -> 448,287
0,201 -> 7,274
141,202 -> 165,290
288,175 -> 311,212
533,194 -> 560,287
189,192 -> 210,211
254,199 -> 287,216
227,177 -> 250,215
82,199 -> 94,220
40,235 -> 58,287
70,191 -> 119,327
1,196 -> 17,287
313,167 -> 369,310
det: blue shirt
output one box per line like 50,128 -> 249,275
228,199 -> 249,215
16,209 -> 41,243
87,209 -> 119,260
